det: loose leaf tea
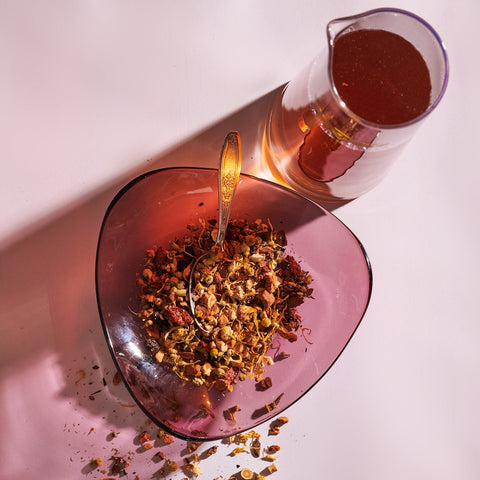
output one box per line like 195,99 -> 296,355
136,218 -> 313,392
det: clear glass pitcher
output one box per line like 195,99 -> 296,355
262,8 -> 449,203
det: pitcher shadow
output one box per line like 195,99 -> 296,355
0,86 -> 346,441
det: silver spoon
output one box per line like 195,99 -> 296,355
189,131 -> 241,332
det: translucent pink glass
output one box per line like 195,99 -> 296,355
95,168 -> 372,441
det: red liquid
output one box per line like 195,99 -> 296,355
299,29 -> 432,182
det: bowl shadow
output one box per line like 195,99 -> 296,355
0,85 -> 359,448
0,87 -> 283,426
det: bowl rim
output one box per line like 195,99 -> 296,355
95,166 -> 373,440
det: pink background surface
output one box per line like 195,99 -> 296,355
1,1 -> 479,479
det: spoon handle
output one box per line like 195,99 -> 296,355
216,131 -> 241,246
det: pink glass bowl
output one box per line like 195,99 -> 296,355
95,167 -> 372,441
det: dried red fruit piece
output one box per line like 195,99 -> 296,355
284,254 -> 302,276
257,376 -> 272,391
164,306 -> 194,326
111,456 -> 129,474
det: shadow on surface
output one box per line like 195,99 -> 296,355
0,88 -> 272,425
0,85 -> 347,432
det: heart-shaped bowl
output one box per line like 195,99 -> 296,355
95,167 -> 372,441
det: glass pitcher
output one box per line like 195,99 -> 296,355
262,8 -> 449,203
